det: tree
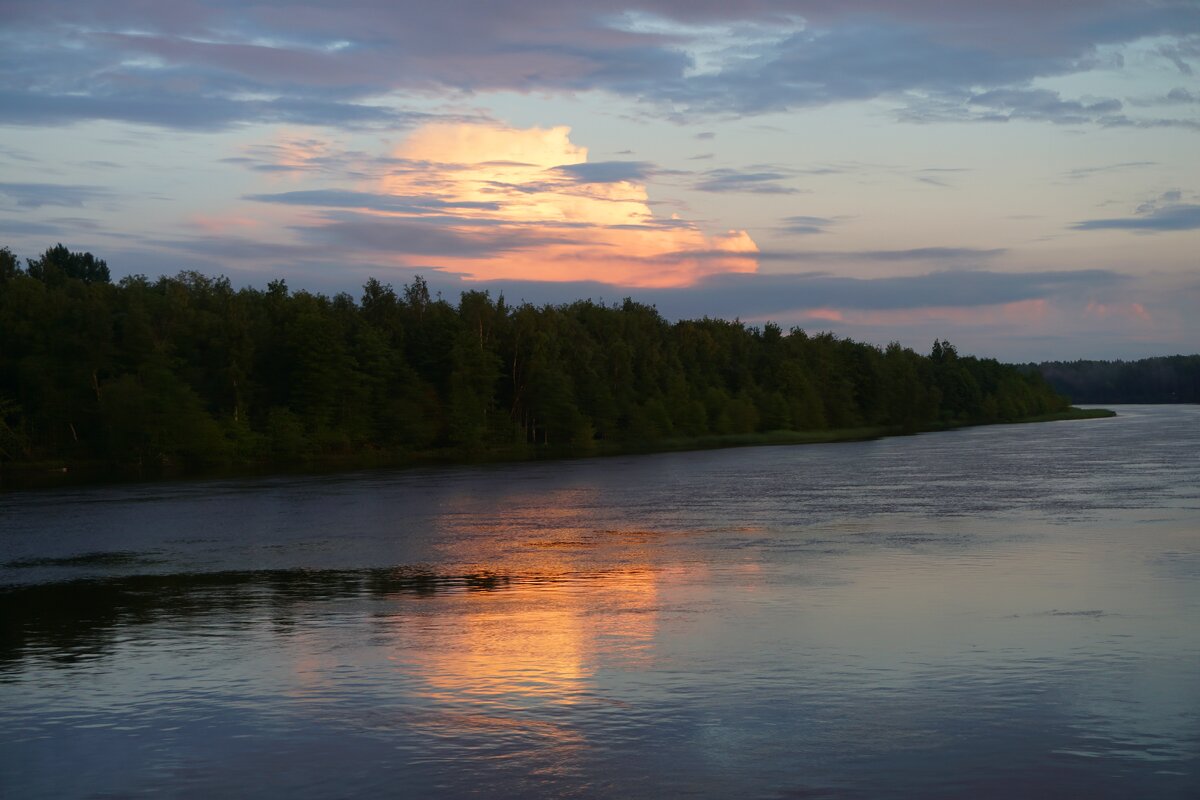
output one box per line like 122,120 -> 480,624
0,244 -> 1074,472
0,247 -> 20,283
26,244 -> 110,285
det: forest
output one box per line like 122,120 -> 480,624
1036,357 -> 1200,404
1,244 -> 1072,475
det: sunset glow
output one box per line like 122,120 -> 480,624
372,123 -> 759,287
2,1 -> 1197,358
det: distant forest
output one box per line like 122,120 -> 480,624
1036,357 -> 1200,404
1,244 -> 1070,473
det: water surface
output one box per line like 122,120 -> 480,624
2,405 -> 1198,797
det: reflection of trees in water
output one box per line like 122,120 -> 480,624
0,567 -> 518,669
0,565 -> 665,673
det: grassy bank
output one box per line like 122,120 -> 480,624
1,407 -> 1114,491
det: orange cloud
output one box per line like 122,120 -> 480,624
1085,300 -> 1151,321
371,122 -> 757,287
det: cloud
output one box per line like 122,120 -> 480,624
448,268 -> 1124,323
223,137 -> 368,175
1061,161 -> 1156,180
1084,300 -> 1152,321
1158,38 -> 1200,75
1097,114 -> 1200,132
745,246 -> 1005,264
3,1 -> 1197,128
0,219 -> 66,236
695,168 -> 800,194
240,121 -> 759,287
0,88 -> 419,131
777,215 -> 834,235
148,235 -> 329,262
0,182 -> 111,209
1166,87 -> 1198,103
245,189 -> 501,213
552,161 -> 657,184
1071,203 -> 1200,232
850,247 -> 1005,262
966,88 -> 1123,124
656,23 -> 1065,115
1136,190 -> 1182,213
295,213 -> 573,259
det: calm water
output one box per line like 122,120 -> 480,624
2,405 -> 1198,798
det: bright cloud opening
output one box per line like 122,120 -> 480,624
373,122 -> 758,287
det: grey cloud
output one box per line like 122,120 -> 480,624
914,167 -> 968,186
632,7 -> 1193,118
916,175 -> 951,187
456,268 -> 1124,321
1061,161 -> 1156,180
1072,203 -> 1200,232
777,215 -> 834,235
150,236 -> 330,262
904,88 -> 1200,130
0,88 -> 418,131
848,247 -> 1005,262
669,24 -> 1072,115
3,1 -> 1197,128
1136,190 -> 1184,213
294,213 -> 576,258
0,219 -> 66,236
244,189 -> 500,213
696,168 -> 799,194
742,246 -> 1005,263
967,88 -> 1123,124
690,268 -> 1118,313
1158,39 -> 1198,75
0,146 -> 38,164
53,218 -> 104,233
0,182 -> 110,208
551,161 -> 657,183
1098,114 -> 1200,132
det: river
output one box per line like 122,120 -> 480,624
1,405 -> 1198,798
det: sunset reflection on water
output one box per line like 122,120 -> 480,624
2,408 -> 1198,797
394,570 -> 660,706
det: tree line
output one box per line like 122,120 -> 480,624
1036,356 -> 1200,404
0,244 -> 1069,472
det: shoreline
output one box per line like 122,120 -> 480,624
0,407 -> 1116,492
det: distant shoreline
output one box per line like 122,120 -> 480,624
0,407 -> 1116,492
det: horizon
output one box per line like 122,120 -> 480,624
2,1 -> 1198,361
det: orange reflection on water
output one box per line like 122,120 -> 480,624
378,567 -> 663,775
392,487 -> 669,707
401,569 -> 661,707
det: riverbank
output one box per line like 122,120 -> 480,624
0,407 -> 1115,492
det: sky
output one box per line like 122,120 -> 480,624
1,1 -> 1198,361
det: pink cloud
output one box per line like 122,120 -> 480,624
800,307 -> 845,322
188,213 -> 263,234
1085,300 -> 1152,321
791,299 -> 1050,327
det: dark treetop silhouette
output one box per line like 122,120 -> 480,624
0,244 -> 1074,475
